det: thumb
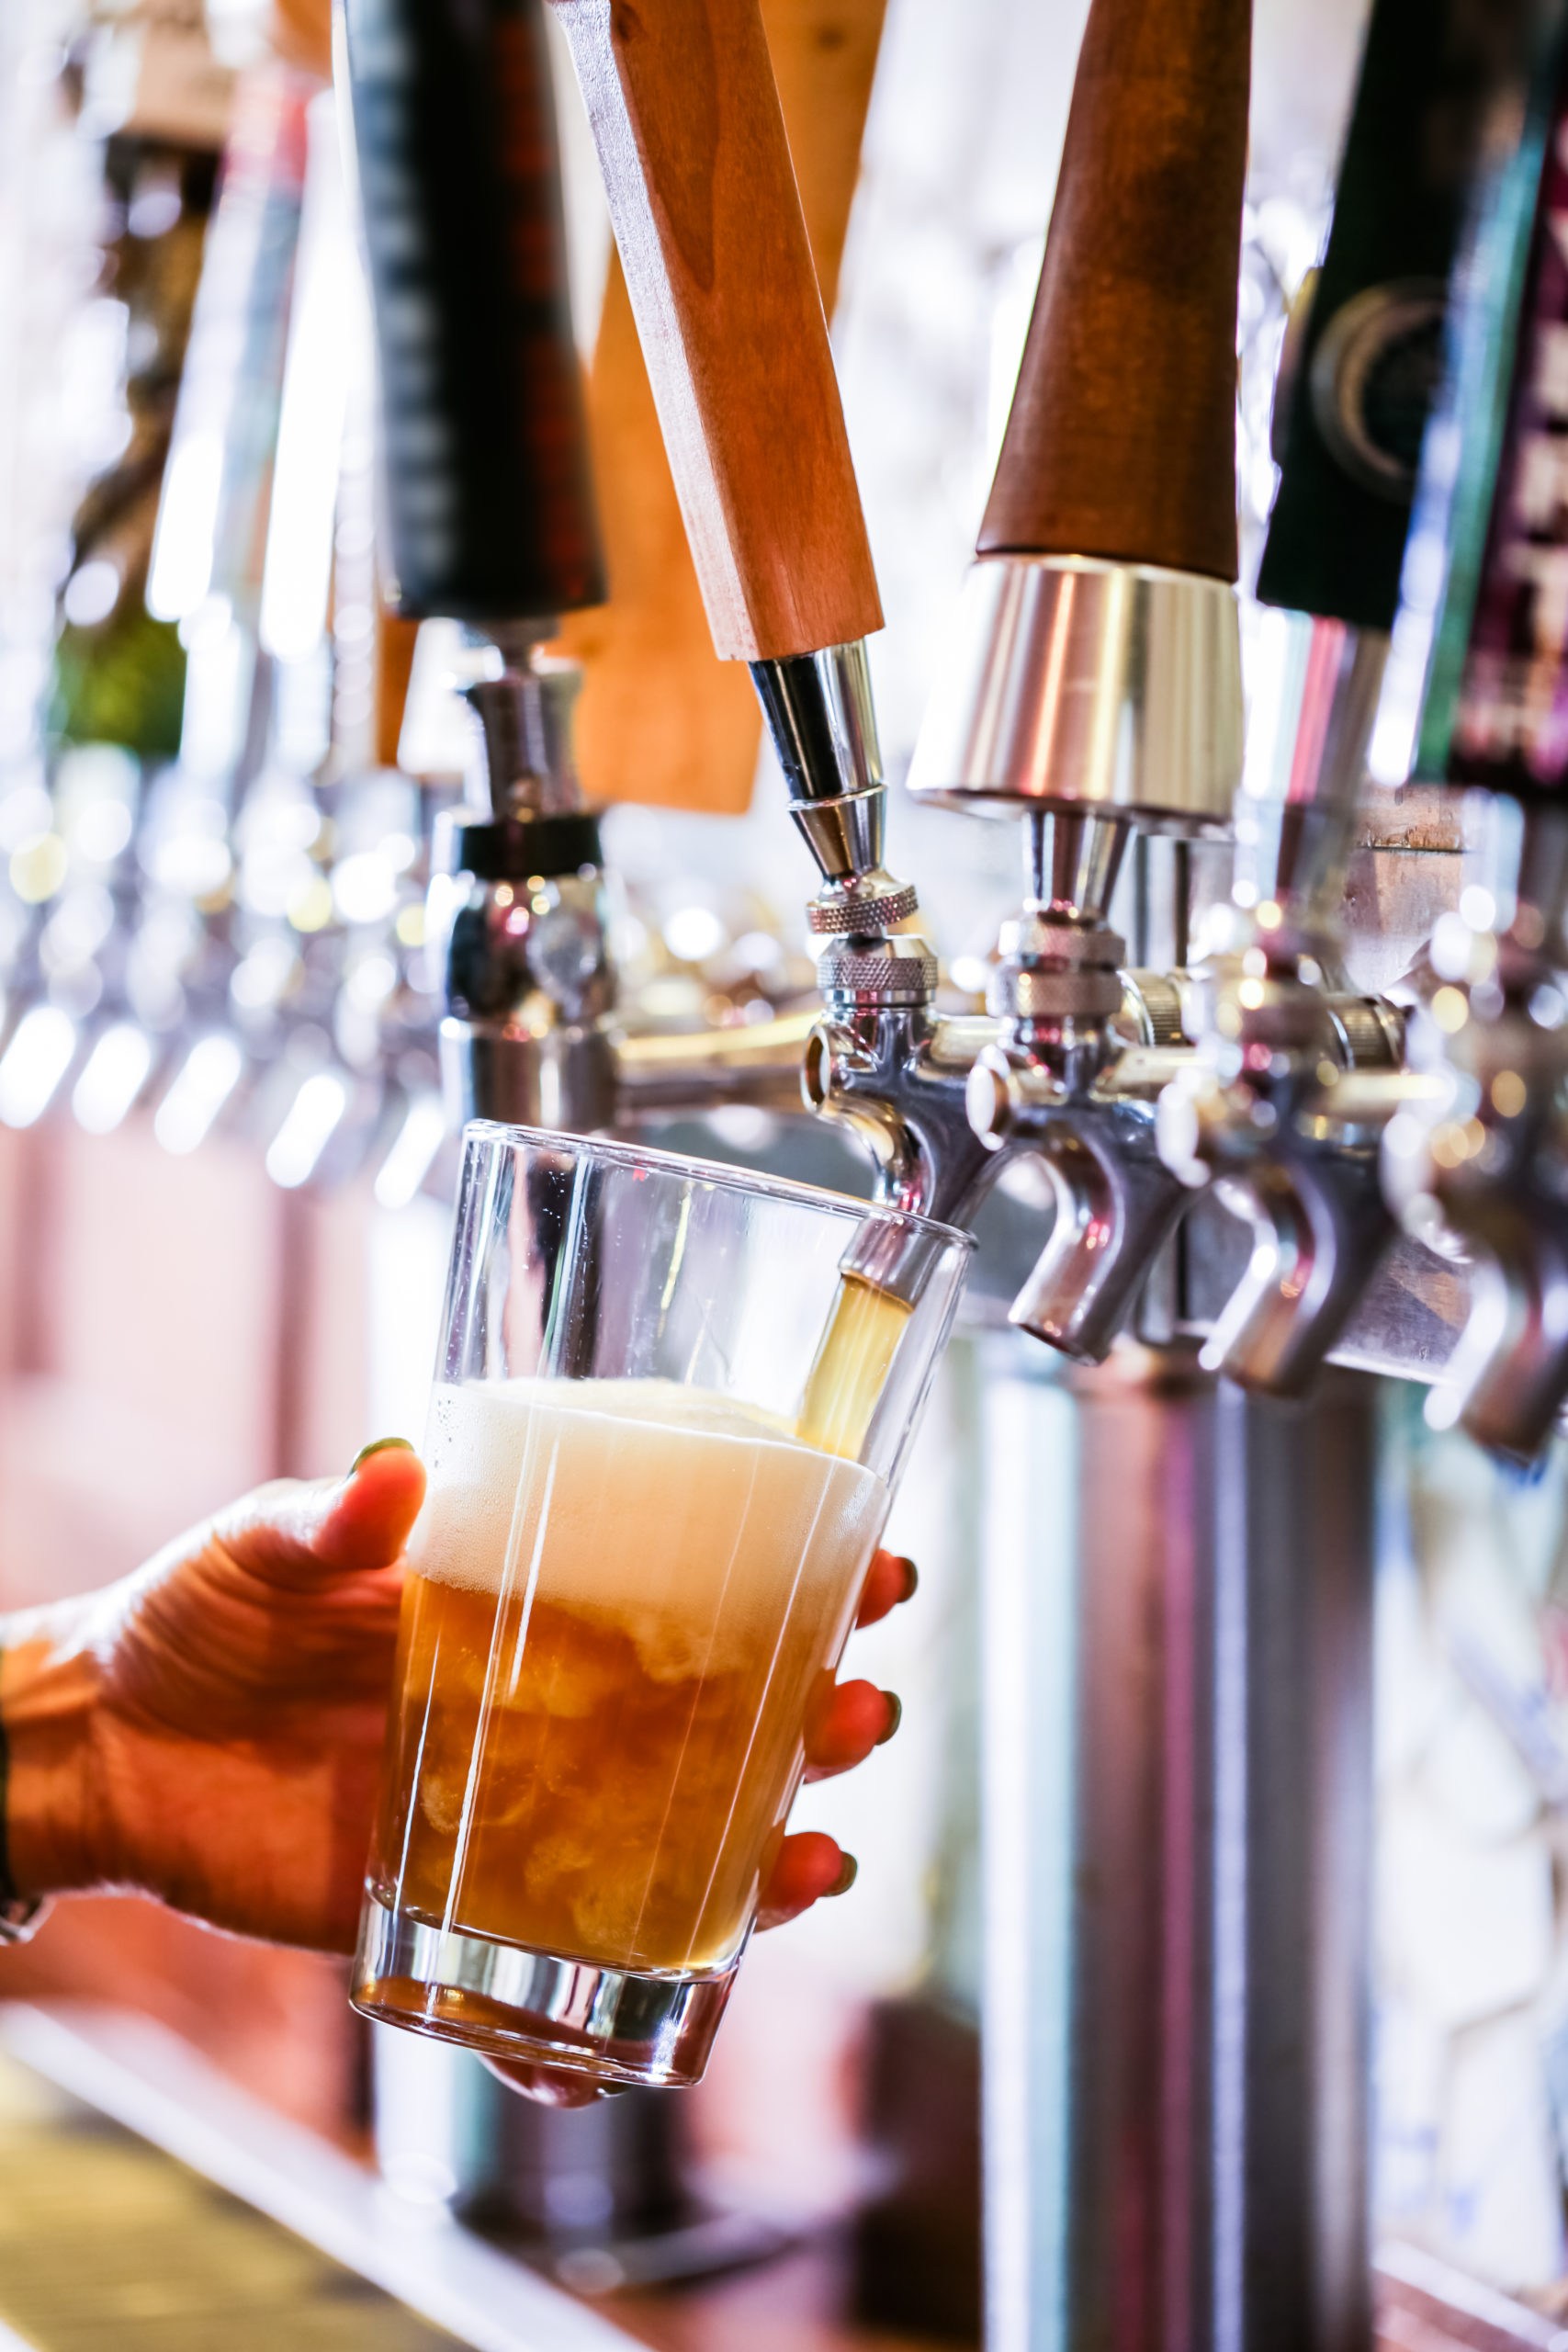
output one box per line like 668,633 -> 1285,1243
219,1440 -> 426,1586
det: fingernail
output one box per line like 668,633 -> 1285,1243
897,1556 -> 919,1599
352,1436 -> 415,1472
875,1691 -> 902,1746
828,1853 -> 859,1897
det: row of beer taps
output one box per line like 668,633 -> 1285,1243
499,0 -> 1568,1468
22,0 -> 1568,1466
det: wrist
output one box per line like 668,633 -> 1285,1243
0,1600 -> 111,1901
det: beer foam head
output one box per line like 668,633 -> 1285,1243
407,1379 -> 886,1670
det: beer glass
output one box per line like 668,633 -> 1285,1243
354,1125 -> 970,2089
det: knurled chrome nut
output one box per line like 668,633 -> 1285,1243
807,881 -> 920,935
818,938 -> 939,998
1122,969 -> 1190,1048
989,965 -> 1125,1020
1325,994 -> 1403,1071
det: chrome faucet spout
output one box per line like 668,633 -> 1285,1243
1010,1108 -> 1190,1361
1154,613 -> 1403,1396
804,1006 -> 999,1228
1428,1192 -> 1568,1462
1385,803 -> 1568,1456
1198,1136 -> 1393,1396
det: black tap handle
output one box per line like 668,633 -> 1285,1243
342,0 -> 604,625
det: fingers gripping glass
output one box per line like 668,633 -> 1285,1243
353,1125 -> 969,2090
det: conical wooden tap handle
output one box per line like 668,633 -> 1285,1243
979,0 -> 1250,583
548,0 -> 883,662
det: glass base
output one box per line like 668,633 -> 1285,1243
350,1888 -> 739,2090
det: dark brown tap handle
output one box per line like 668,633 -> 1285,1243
979,0 -> 1250,583
342,0 -> 604,624
548,0 -> 883,662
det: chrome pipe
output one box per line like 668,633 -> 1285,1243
981,1339 -> 1374,2352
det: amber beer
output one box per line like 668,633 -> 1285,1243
369,1376 -> 886,1976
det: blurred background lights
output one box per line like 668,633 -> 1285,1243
265,1069 -> 348,1188
71,1023 -> 152,1135
374,1092 -> 447,1212
0,1006 -> 77,1127
152,1033 -> 243,1155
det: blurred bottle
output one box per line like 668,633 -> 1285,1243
48,4 -> 232,766
48,138 -> 215,762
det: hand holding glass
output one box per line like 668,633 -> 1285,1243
354,1127 -> 968,2087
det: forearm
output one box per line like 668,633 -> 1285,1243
0,1596 -> 109,1901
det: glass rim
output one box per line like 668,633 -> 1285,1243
463,1119 -> 976,1255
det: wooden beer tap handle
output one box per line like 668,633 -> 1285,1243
979,0 -> 1251,583
548,0 -> 883,662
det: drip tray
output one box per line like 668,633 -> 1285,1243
0,2005 -> 641,2352
0,2062 -> 459,2351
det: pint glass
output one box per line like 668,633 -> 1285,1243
354,1125 -> 969,2088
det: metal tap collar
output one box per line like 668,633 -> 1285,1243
750,639 -> 884,805
751,640 -> 922,931
434,807 -> 604,883
461,642 -> 584,822
807,871 -> 919,934
989,911 -> 1127,1024
907,553 -> 1242,830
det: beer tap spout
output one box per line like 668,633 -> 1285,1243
1155,617 -> 1408,1395
1384,799 -> 1568,1458
1432,1193 -> 1568,1463
964,811 -> 1195,1361
1168,1071 -> 1404,1394
993,1081 -> 1192,1361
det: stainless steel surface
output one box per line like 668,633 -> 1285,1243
907,555 -> 1243,830
804,1004 -> 999,1226
438,641 -> 825,1139
441,1016 -> 617,1134
1025,808 -> 1132,926
750,639 -> 919,933
981,1341 -> 1373,2352
612,1012 -> 816,1116
1384,800 -> 1568,1457
0,2005 -> 644,2352
1154,620 -> 1413,1396
969,1043 -> 1191,1361
1230,621 -> 1389,944
463,650 -> 582,820
750,639 -> 884,804
816,935 -> 942,1004
806,875 -> 919,933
